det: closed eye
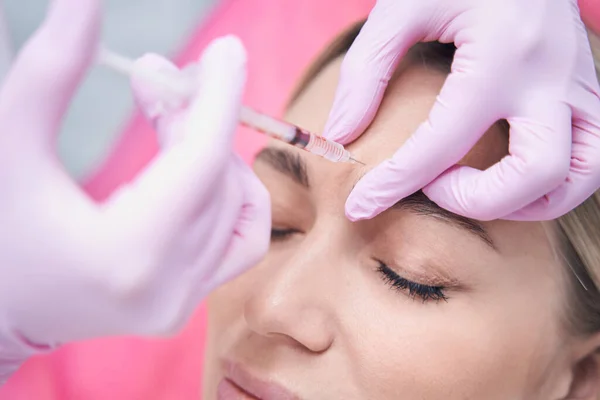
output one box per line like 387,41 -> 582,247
270,228 -> 299,242
377,261 -> 448,303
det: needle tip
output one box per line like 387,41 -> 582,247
349,157 -> 366,165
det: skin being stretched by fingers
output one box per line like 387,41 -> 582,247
0,0 -> 270,384
202,25 -> 600,399
323,0 -> 600,222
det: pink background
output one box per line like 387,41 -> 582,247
1,0 -> 598,398
0,0 -> 374,398
581,0 -> 600,33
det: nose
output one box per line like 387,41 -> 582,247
243,241 -> 336,353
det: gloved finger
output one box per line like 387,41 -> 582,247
323,4 -> 421,144
209,156 -> 271,289
106,36 -> 246,240
344,69 -> 499,221
131,53 -> 187,147
422,104 -> 572,221
166,157 -> 269,329
183,36 -> 245,159
130,162 -> 245,337
505,91 -> 600,221
0,0 -> 100,145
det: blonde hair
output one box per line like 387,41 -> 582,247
289,22 -> 600,336
555,27 -> 600,335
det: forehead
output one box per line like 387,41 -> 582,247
284,56 -> 508,170
263,52 -> 559,269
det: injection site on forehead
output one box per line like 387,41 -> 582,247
255,146 -> 496,250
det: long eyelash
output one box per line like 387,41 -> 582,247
377,262 -> 448,303
270,228 -> 297,241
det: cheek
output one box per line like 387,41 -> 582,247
205,244 -> 292,337
204,265 -> 261,363
338,278 -> 563,399
203,284 -> 244,397
204,232 -> 565,399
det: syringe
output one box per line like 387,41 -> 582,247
97,48 -> 363,164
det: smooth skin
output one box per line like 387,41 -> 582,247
2,0 -> 599,391
203,56 -> 600,399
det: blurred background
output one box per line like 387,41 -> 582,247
0,0 -> 217,180
0,1 -> 598,399
0,0 -> 598,182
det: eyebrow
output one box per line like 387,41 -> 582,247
392,191 -> 496,249
256,147 -> 495,249
256,147 -> 310,187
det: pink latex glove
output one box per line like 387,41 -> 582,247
325,0 -> 600,221
0,0 -> 270,384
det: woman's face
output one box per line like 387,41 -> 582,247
202,57 -> 583,399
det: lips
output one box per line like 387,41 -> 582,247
218,361 -> 300,400
217,378 -> 258,400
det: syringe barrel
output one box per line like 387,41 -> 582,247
240,107 -> 297,142
304,133 -> 351,163
98,49 -> 357,163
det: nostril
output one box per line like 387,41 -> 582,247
243,297 -> 335,354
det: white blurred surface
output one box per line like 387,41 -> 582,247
1,0 -> 217,179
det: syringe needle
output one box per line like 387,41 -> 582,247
98,47 -> 368,165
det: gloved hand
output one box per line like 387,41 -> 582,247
0,0 -> 270,383
325,0 -> 600,221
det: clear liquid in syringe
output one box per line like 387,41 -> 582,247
98,47 -> 363,164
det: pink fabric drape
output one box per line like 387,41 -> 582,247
0,1 -> 373,399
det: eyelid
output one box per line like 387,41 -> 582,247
376,257 -> 461,289
376,262 -> 448,302
270,227 -> 303,242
